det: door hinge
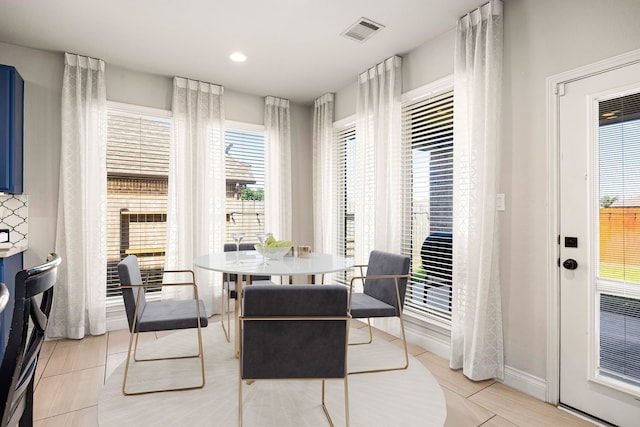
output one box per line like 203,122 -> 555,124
557,257 -> 560,267
556,82 -> 566,96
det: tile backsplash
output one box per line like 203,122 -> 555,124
0,194 -> 28,250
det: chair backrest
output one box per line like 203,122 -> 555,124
364,250 -> 411,312
241,284 -> 349,380
223,243 -> 270,281
0,253 -> 61,427
117,255 -> 146,332
421,232 -> 452,285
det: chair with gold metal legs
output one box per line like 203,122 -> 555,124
221,243 -> 273,342
239,284 -> 351,427
117,255 -> 208,395
348,250 -> 410,375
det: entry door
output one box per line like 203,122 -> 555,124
559,61 -> 640,426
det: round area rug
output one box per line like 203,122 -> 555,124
98,323 -> 446,426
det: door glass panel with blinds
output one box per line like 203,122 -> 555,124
402,91 -> 453,325
597,91 -> 640,391
106,106 -> 171,298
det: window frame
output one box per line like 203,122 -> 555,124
334,116 -> 356,286
224,120 -> 266,244
401,76 -> 455,330
105,101 -> 172,309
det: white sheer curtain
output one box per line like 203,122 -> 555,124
264,96 -> 292,241
354,56 -> 403,264
450,0 -> 504,381
312,93 -> 336,254
49,53 -> 107,339
165,77 -> 225,315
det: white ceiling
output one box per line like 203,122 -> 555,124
0,0 -> 485,105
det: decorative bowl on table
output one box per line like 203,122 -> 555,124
254,243 -> 292,260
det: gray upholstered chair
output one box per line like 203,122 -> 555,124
221,242 -> 273,342
239,284 -> 351,427
348,250 -> 411,374
117,254 -> 208,395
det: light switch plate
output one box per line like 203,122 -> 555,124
0,229 -> 9,243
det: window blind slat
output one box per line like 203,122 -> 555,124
402,91 -> 454,325
225,128 -> 266,242
336,126 -> 356,286
106,109 -> 171,298
598,92 -> 640,387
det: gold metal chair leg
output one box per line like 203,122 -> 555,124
344,376 -> 350,427
123,330 -> 206,395
348,315 -> 409,375
122,290 -> 207,395
320,377 -> 349,427
348,318 -> 373,346
320,379 -> 335,427
221,273 -> 231,342
238,346 -> 243,427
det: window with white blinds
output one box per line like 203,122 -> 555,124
401,90 -> 454,325
597,91 -> 640,387
106,105 -> 171,298
336,125 -> 356,285
225,126 -> 266,243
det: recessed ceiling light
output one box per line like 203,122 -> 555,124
230,52 -> 247,63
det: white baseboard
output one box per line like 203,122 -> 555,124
501,365 -> 547,402
405,321 -> 451,360
372,316 -> 548,402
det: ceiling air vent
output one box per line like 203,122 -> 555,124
342,18 -> 384,42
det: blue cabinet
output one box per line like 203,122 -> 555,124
0,64 -> 24,194
0,253 -> 23,353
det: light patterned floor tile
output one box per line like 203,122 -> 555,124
34,366 -> 104,420
105,329 -> 156,355
350,319 -> 368,329
33,406 -> 98,427
34,355 -> 49,388
42,335 -> 107,377
390,336 -> 428,357
481,415 -> 519,427
40,340 -> 58,358
105,352 -> 127,383
29,325 -> 604,427
443,387 -> 494,427
469,383 -> 596,427
416,351 -> 494,398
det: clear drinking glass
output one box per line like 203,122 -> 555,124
255,232 -> 272,265
231,232 -> 245,252
231,232 -> 245,262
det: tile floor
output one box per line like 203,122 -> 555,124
30,317 -> 596,427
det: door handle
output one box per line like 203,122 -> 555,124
562,259 -> 578,270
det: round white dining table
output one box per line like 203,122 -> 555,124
194,250 -> 353,277
193,250 -> 354,356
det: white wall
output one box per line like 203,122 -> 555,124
334,0 -> 640,386
0,43 -> 313,271
290,103 -> 314,247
